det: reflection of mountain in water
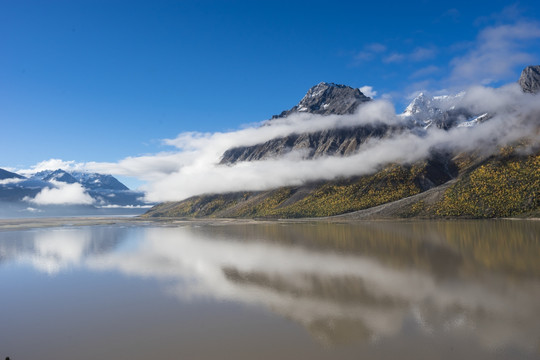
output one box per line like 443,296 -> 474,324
198,221 -> 540,277
1,221 -> 539,354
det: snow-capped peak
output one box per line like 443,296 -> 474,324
400,91 -> 483,130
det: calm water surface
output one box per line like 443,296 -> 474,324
0,220 -> 539,359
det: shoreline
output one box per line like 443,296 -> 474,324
0,215 -> 538,231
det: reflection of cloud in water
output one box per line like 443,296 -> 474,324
19,228 -> 92,274
2,222 -> 540,354
84,225 -> 540,351
1,226 -> 125,274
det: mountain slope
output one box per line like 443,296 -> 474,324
71,172 -> 129,191
0,168 -> 25,180
143,148 -> 539,219
145,66 -> 540,219
144,153 -> 459,218
220,124 -> 396,163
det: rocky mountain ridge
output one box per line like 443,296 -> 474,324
33,169 -> 129,191
519,65 -> 540,93
272,82 -> 371,118
220,83 -> 490,165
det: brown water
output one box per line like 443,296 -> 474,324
0,220 -> 539,360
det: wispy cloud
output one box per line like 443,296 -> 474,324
409,47 -> 437,62
0,178 -> 24,185
383,53 -> 405,64
448,21 -> 540,86
410,65 -> 440,79
355,43 -> 387,61
383,47 -> 437,64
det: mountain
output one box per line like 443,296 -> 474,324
272,82 -> 371,118
399,92 -> 484,130
0,168 -> 151,213
144,66 -> 540,219
220,124 -> 397,163
519,65 -> 540,94
0,168 -> 25,181
221,83 -> 398,164
42,169 -> 78,184
32,169 -> 129,191
220,86 -> 489,165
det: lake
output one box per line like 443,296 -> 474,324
1,220 -> 539,359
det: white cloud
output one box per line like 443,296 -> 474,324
18,159 -> 84,177
383,53 -> 405,63
410,65 -> 440,79
0,178 -> 24,185
409,47 -> 437,62
382,47 -> 436,64
24,180 -> 95,205
449,21 -> 540,86
355,43 -> 387,62
359,86 -> 377,98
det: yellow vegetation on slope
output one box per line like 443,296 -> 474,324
436,153 -> 539,218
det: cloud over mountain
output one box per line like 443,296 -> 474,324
21,80 -> 540,203
24,180 -> 95,205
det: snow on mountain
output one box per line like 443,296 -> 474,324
272,82 -> 371,118
0,169 -> 151,210
42,169 -> 78,184
32,170 -> 129,191
457,113 -> 490,128
70,172 -> 129,191
400,92 -> 484,130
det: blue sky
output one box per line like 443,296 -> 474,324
1,0 -> 540,188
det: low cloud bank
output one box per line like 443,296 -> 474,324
24,180 -> 95,205
0,178 -> 24,185
20,83 -> 540,203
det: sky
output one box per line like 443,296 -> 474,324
1,0 -> 540,192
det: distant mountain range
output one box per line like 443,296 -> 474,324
0,168 -> 151,215
144,65 -> 540,219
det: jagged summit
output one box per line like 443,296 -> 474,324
400,92 -> 476,130
519,65 -> 540,93
42,169 -> 78,184
272,82 -> 371,118
220,83 -> 386,164
32,169 -> 129,191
